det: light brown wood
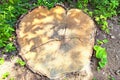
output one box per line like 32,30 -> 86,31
16,5 -> 96,80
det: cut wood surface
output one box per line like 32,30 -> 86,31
16,5 -> 96,80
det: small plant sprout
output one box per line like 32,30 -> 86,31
97,39 -> 109,45
10,77 -> 15,80
4,42 -> 16,53
92,77 -> 97,80
2,72 -> 10,79
94,45 -> 107,69
16,59 -> 26,67
108,75 -> 116,80
0,58 -> 4,65
95,15 -> 110,34
94,39 -> 108,70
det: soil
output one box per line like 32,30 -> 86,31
92,16 -> 120,80
0,3 -> 120,80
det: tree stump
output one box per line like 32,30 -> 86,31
16,5 -> 96,80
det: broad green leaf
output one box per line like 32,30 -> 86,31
94,45 -> 107,69
100,15 -> 106,20
99,61 -> 105,68
94,45 -> 100,50
96,48 -> 106,58
95,17 -> 100,21
102,39 -> 109,43
97,39 -> 103,45
5,43 -> 16,52
9,0 -> 14,4
101,57 -> 107,62
0,40 -> 6,48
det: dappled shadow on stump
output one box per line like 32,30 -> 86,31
16,5 -> 96,80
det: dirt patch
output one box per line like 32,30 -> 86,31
92,16 -> 120,80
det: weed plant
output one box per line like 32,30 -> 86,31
16,58 -> 26,67
0,0 -> 33,53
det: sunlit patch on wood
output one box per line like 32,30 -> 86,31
16,5 -> 96,80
